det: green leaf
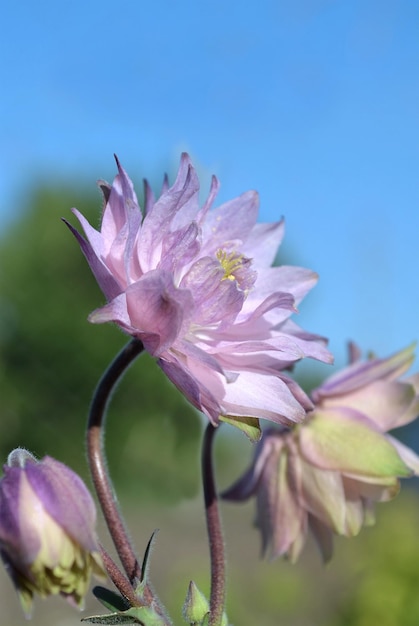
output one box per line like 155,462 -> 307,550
82,606 -> 169,625
135,529 -> 159,595
219,415 -> 261,442
81,612 -> 142,624
92,586 -> 131,612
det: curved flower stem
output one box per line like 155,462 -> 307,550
202,422 -> 225,626
87,338 -> 171,623
88,338 -> 144,582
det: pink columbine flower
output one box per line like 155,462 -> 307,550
223,344 -> 419,561
0,449 -> 105,615
67,154 -> 332,435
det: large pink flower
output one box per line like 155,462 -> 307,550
67,154 -> 332,433
223,344 -> 419,560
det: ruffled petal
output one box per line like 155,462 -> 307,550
65,215 -> 122,301
240,220 -> 285,269
313,344 -> 416,401
125,272 -> 194,356
220,371 -> 307,425
321,379 -> 417,431
299,460 -> 346,534
200,190 -> 259,254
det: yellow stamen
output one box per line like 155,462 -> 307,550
216,249 -> 245,281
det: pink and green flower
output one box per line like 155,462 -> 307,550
223,344 -> 419,561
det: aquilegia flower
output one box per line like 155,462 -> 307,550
67,154 -> 332,434
0,449 -> 105,615
223,344 -> 419,561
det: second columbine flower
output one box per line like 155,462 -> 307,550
68,154 -> 332,433
223,344 -> 419,561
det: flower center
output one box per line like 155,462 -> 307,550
216,250 -> 245,281
216,248 -> 256,293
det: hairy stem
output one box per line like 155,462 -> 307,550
88,338 -> 144,582
87,338 -> 171,622
202,422 -> 225,626
99,545 -> 142,608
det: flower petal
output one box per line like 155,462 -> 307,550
321,380 -> 418,431
240,220 -> 285,269
125,272 -> 194,356
201,190 -> 259,254
220,370 -> 307,425
313,344 -> 416,401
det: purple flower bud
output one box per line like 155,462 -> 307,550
0,449 -> 105,616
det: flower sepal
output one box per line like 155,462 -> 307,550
219,415 -> 261,442
182,580 -> 210,624
182,580 -> 230,626
299,409 -> 413,479
92,586 -> 131,612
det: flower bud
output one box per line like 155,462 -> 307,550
0,449 -> 105,615
182,580 -> 210,624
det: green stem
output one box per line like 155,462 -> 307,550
202,422 -> 225,626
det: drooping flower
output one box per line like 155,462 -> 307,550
67,154 -> 332,436
0,449 -> 105,615
222,344 -> 419,561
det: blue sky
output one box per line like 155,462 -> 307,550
1,0 -> 419,371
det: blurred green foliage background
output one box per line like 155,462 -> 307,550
0,181 -> 419,625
